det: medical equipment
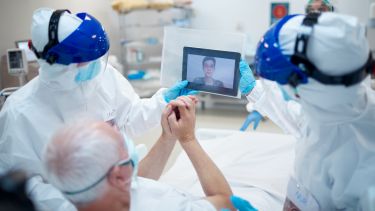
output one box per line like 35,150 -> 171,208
7,49 -> 28,86
117,6 -> 192,98
15,40 -> 38,62
182,47 -> 241,98
369,1 -> 375,28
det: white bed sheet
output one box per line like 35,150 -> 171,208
160,129 -> 296,211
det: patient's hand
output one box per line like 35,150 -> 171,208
161,105 -> 177,141
167,96 -> 197,143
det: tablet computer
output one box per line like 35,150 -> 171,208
182,47 -> 241,98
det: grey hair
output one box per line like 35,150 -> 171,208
42,122 -> 121,205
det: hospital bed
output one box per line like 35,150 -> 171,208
160,128 -> 296,210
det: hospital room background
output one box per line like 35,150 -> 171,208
0,0 -> 374,176
0,0 -> 374,210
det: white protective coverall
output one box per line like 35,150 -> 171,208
0,8 -> 166,211
247,14 -> 375,210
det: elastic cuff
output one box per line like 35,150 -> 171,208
246,81 -> 264,102
156,88 -> 168,105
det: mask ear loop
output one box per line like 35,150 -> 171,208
293,87 -> 300,98
371,58 -> 375,79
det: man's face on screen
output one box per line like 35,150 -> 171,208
203,60 -> 215,78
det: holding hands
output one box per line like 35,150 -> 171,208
161,95 -> 198,144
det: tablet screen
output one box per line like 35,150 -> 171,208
182,47 -> 241,97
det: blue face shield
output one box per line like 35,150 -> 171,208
255,13 -> 373,88
254,14 -> 308,85
30,11 -> 110,66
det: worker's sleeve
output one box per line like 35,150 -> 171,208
0,109 -> 75,211
246,80 -> 304,138
111,67 -> 167,138
27,176 -> 77,211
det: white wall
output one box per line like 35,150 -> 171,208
0,0 -> 372,61
190,0 -> 373,55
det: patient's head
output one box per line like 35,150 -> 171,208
42,121 -> 133,211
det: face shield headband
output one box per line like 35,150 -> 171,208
290,12 -> 374,87
29,9 -> 110,65
255,13 -> 374,88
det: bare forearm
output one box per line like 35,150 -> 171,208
138,135 -> 176,180
181,139 -> 232,197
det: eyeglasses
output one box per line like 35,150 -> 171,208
63,157 -> 134,195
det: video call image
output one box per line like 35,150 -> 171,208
186,54 -> 235,89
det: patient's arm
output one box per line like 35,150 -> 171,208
168,96 -> 235,211
138,105 -> 177,180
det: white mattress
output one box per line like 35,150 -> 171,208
160,129 -> 296,210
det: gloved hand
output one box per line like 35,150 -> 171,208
240,111 -> 263,131
239,60 -> 256,95
164,80 -> 198,103
230,195 -> 258,211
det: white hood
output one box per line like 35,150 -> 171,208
279,13 -> 371,123
32,8 -> 84,90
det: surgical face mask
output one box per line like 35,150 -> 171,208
74,53 -> 108,84
279,85 -> 292,101
123,135 -> 139,190
281,84 -> 299,101
75,60 -> 101,84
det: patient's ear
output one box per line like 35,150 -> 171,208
108,166 -> 128,192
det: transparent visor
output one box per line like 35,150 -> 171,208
305,1 -> 334,13
74,52 -> 109,84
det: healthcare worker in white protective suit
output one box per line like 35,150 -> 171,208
0,8 -> 195,211
238,13 -> 375,210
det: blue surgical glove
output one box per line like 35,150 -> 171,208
164,80 -> 198,103
240,111 -> 263,131
239,60 -> 256,95
230,195 -> 258,211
